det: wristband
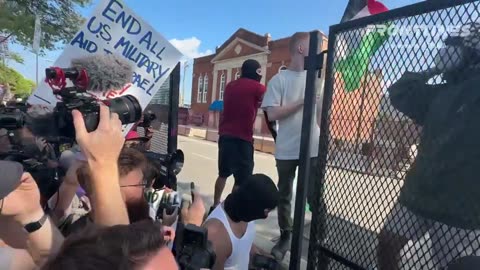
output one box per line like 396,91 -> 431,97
23,212 -> 48,233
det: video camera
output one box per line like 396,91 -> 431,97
143,149 -> 184,218
175,184 -> 215,270
0,105 -> 25,132
44,66 -> 142,139
143,149 -> 184,190
176,224 -> 216,270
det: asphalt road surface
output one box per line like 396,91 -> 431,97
177,135 -> 284,240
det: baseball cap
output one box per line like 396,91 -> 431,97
0,161 -> 24,200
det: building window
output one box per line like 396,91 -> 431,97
202,75 -> 208,103
279,65 -> 287,72
219,73 -> 226,100
197,75 -> 203,103
235,71 -> 240,80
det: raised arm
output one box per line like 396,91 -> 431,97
48,161 -> 84,225
72,105 -> 129,226
1,172 -> 64,267
388,72 -> 446,126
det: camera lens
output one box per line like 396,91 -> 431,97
45,68 -> 57,79
109,95 -> 142,125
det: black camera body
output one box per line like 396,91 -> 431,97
52,87 -> 101,139
143,150 -> 184,190
176,224 -> 216,270
0,106 -> 25,131
45,67 -> 142,140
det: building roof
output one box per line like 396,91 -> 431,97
192,28 -> 329,64
216,28 -> 269,54
194,54 -> 215,64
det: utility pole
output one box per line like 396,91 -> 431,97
33,1 -> 41,87
181,61 -> 190,107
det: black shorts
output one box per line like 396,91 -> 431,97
218,135 -> 254,186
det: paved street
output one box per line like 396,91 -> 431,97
176,135 -> 299,238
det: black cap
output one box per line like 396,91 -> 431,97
0,161 -> 24,199
241,59 -> 262,81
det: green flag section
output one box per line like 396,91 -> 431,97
336,28 -> 390,92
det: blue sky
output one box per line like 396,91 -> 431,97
7,0 -> 421,104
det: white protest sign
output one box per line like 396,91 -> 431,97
28,0 -> 183,135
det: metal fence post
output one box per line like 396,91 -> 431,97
290,31 -> 324,270
168,63 -> 181,188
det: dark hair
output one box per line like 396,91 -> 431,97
117,147 -> 147,177
77,147 -> 147,192
41,220 -> 166,270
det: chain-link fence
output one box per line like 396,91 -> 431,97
146,63 -> 180,156
308,1 -> 480,269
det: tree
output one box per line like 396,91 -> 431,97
0,64 -> 35,97
0,0 -> 92,52
4,51 -> 24,64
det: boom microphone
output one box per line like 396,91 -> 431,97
71,54 -> 133,93
46,54 -> 133,93
30,53 -> 142,140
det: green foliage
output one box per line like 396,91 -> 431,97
5,51 -> 24,64
0,0 -> 92,53
0,64 -> 35,97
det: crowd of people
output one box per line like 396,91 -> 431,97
0,55 -> 284,269
0,31 -> 313,270
0,105 -> 208,270
3,22 -> 480,270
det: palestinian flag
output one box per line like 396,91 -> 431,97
336,0 -> 389,92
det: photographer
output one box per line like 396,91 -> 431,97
55,147 -> 149,235
204,174 -> 279,270
0,104 -> 128,269
377,22 -> 480,269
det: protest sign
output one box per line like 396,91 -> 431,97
28,0 -> 183,135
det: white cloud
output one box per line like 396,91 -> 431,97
169,37 -> 213,61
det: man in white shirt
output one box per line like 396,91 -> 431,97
261,32 -> 321,260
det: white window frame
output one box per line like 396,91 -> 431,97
219,73 -> 226,101
235,71 -> 240,80
197,75 -> 203,103
202,75 -> 208,103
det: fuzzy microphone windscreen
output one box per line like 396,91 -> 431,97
70,54 -> 133,93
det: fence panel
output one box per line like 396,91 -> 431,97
308,1 -> 480,269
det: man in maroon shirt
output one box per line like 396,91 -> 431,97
212,59 -> 266,209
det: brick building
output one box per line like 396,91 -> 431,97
190,28 -> 328,136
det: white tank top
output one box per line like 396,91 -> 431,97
205,204 -> 256,270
